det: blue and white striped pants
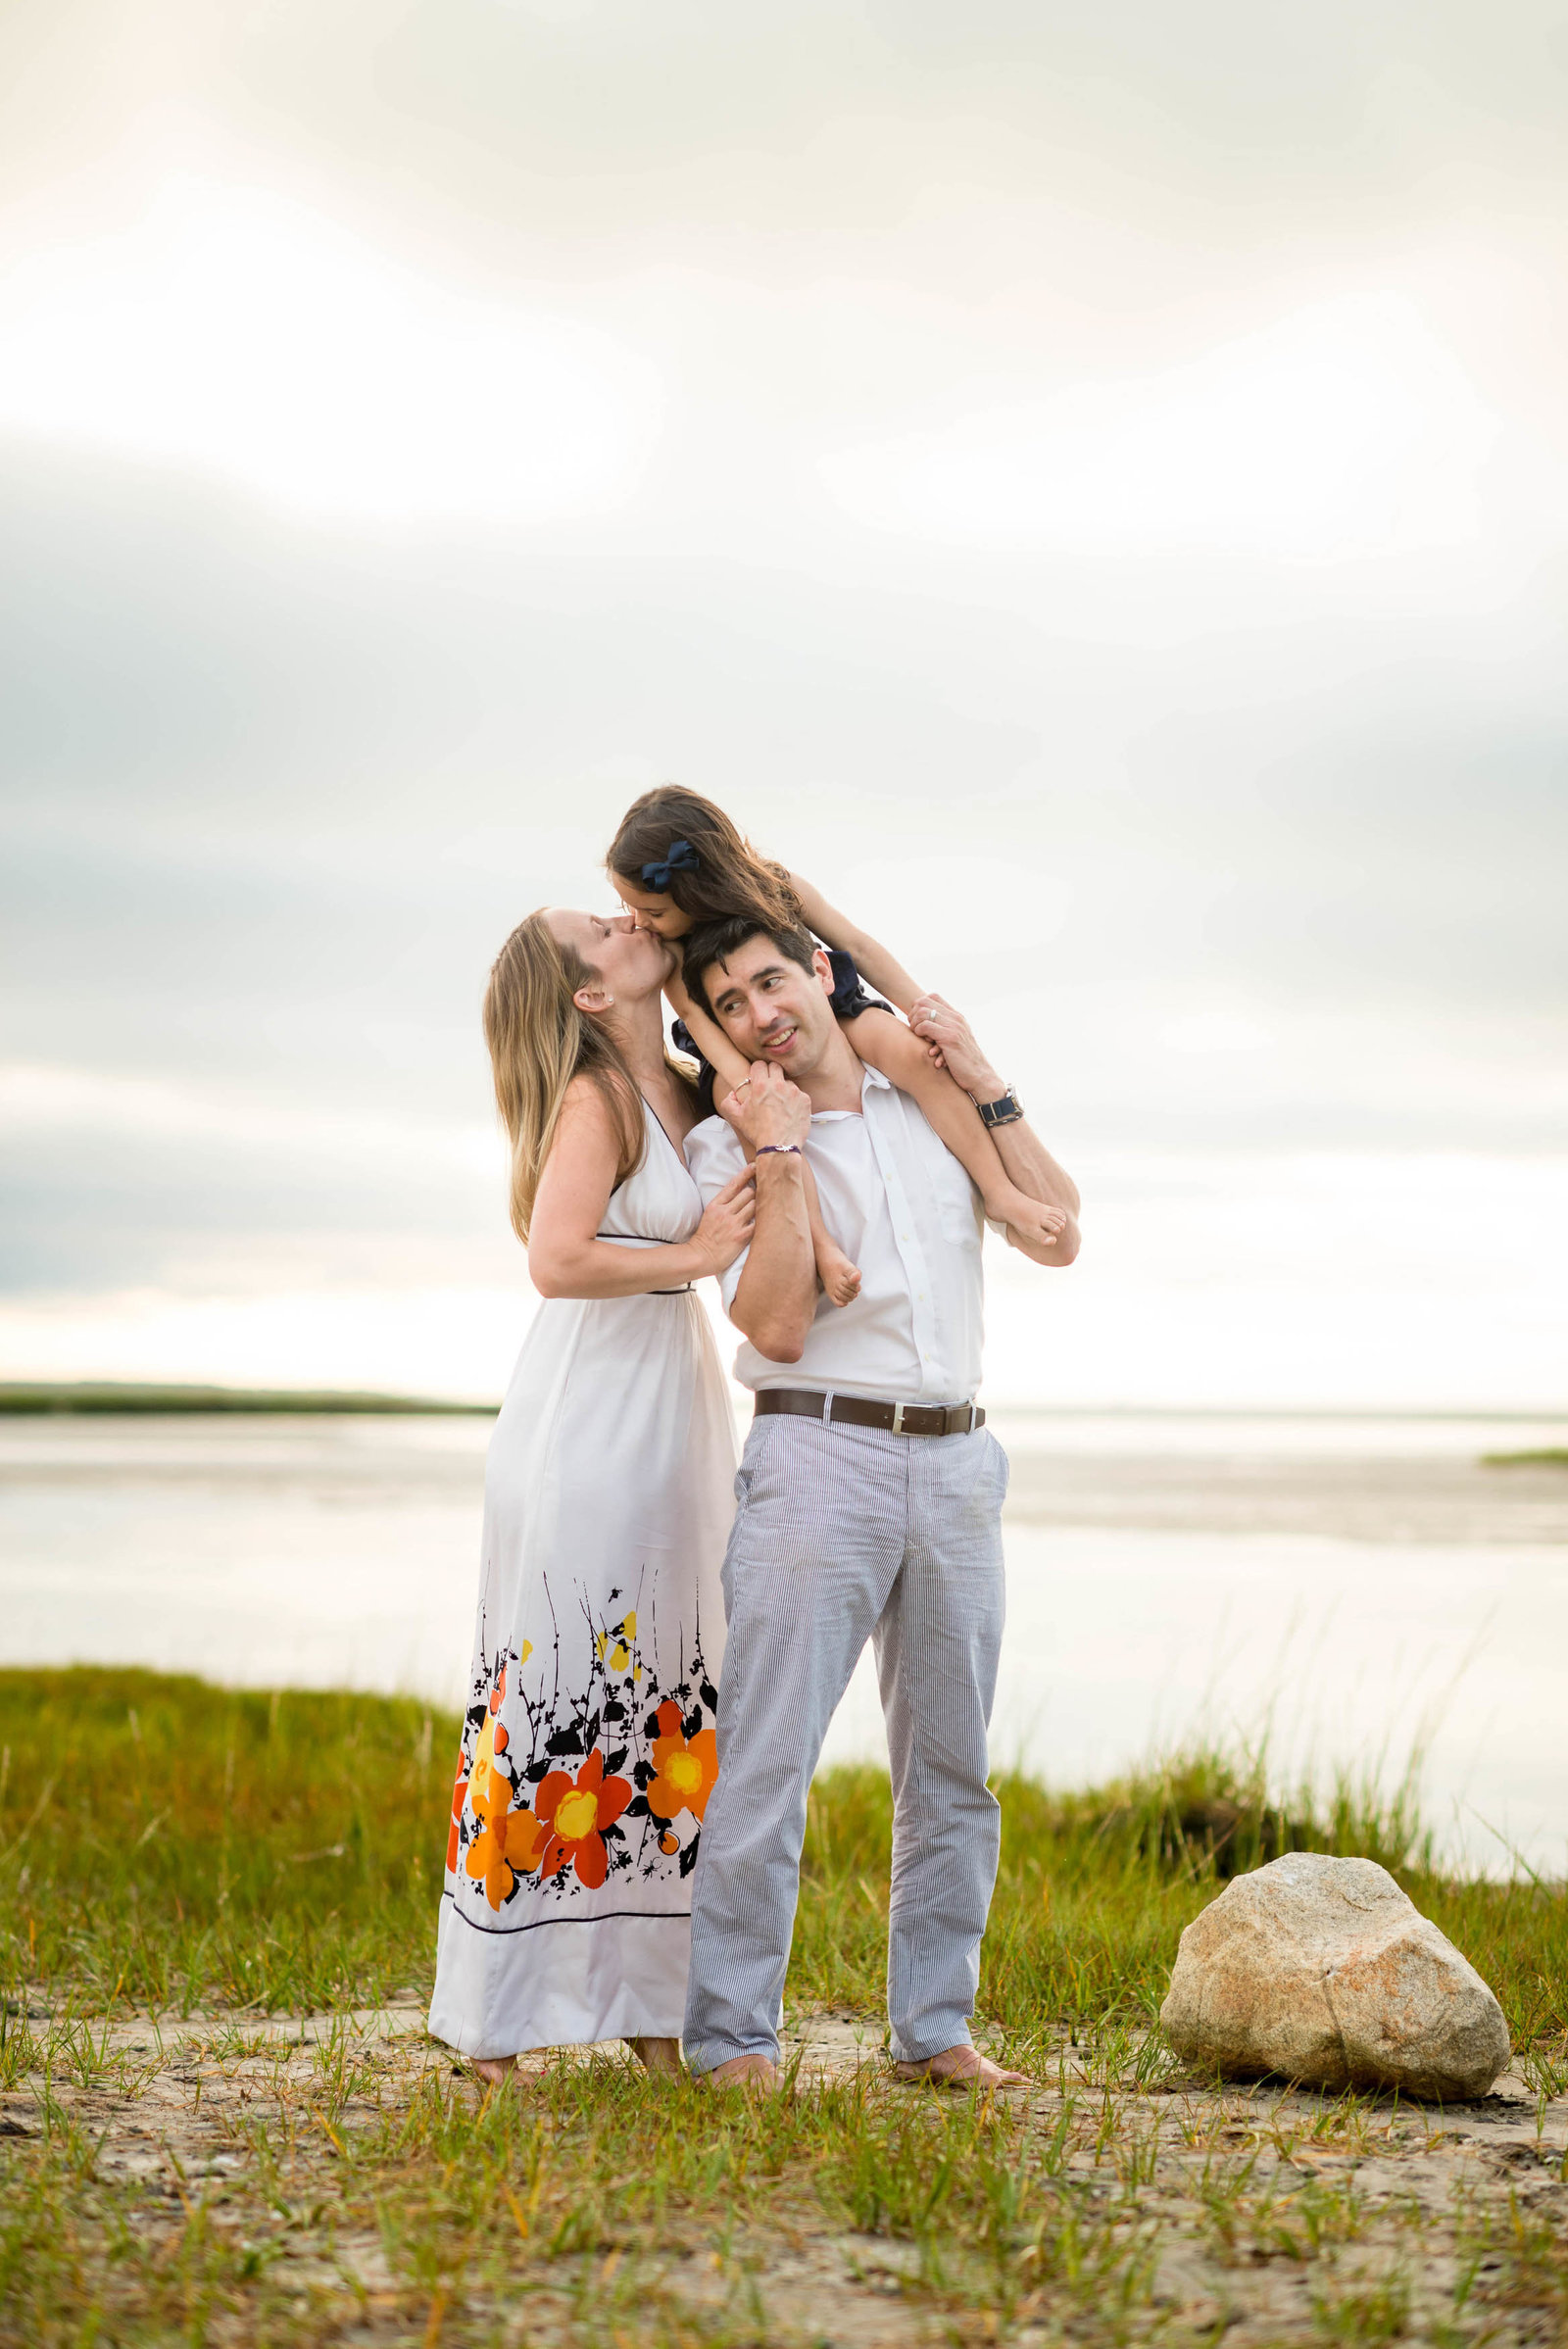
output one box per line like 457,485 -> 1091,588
682,1409 -> 1009,2072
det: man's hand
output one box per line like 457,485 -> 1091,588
911,992 -> 1082,1253
717,1061 -> 811,1153
907,995 -> 1004,1101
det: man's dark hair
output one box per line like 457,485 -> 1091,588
681,914 -> 816,1021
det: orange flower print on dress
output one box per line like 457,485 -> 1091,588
446,1754 -> 468,1873
646,1698 -> 718,1827
463,1708 -> 549,1907
468,1708 -> 508,1814
534,1750 -> 633,1889
465,1757 -> 549,1911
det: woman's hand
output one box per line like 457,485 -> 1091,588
688,1165 -> 757,1275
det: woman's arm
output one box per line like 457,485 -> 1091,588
527,1079 -> 754,1298
784,872 -> 923,1015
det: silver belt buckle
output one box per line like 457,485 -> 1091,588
966,1401 -> 978,1433
891,1400 -> 906,1436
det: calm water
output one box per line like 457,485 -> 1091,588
3,1410 -> 1565,1873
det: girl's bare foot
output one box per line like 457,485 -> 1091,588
817,1245 -> 862,1307
983,1187 -> 1066,1252
470,2054 -> 518,2088
628,2035 -> 684,2077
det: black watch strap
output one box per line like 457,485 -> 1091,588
975,1087 -> 1023,1129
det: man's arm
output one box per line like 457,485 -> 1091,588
908,995 -> 1081,1267
722,1063 -> 818,1359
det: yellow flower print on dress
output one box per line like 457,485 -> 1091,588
598,1614 -> 636,1671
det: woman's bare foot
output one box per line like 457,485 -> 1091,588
701,2052 -> 784,2092
470,2054 -> 519,2089
983,1186 -> 1066,1253
891,2044 -> 1028,2090
816,1244 -> 862,1307
627,2035 -> 684,2077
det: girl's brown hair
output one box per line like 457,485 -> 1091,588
608,786 -> 803,931
482,911 -> 647,1241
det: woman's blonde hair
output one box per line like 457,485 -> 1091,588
482,911 -> 646,1241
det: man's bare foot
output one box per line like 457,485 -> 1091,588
891,2044 -> 1029,2090
983,1187 -> 1066,1252
816,1246 -> 862,1307
627,2035 -> 684,2077
470,2054 -> 519,2088
701,2052 -> 784,2092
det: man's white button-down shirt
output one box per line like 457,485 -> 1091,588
682,1064 -> 990,1404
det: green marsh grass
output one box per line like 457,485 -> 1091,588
3,1667 -> 1566,2042
3,1667 -> 1567,2345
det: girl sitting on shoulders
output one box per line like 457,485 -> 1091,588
607,786 -> 1063,1305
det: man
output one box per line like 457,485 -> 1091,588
680,912 -> 1079,2090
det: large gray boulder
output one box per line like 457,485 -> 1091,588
1159,1851 -> 1510,2100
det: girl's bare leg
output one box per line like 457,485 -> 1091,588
798,1159 -> 860,1306
668,977 -> 861,1304
845,1011 -> 1066,1251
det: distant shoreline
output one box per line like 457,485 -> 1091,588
0,1382 -> 499,1416
3,1381 -> 1568,1418
0,1382 -> 1562,1424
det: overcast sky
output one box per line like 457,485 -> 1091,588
2,0 -> 1565,1406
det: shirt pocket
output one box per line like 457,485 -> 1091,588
933,1158 -> 985,1247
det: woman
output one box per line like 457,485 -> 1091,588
428,907 -> 754,2081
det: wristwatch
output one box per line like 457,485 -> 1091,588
973,1085 -> 1024,1129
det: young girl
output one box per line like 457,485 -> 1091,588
607,787 -> 1064,1303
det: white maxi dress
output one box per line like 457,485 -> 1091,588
429,1103 -> 736,2057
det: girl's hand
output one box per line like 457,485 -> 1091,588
689,1166 -> 757,1275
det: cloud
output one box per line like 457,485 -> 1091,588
1,0 -> 1565,1399
0,175 -> 662,523
818,293 -> 1527,561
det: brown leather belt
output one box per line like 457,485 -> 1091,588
754,1389 -> 984,1439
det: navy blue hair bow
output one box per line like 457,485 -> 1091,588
641,838 -> 701,892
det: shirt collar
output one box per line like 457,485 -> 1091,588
807,1063 -> 890,1123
